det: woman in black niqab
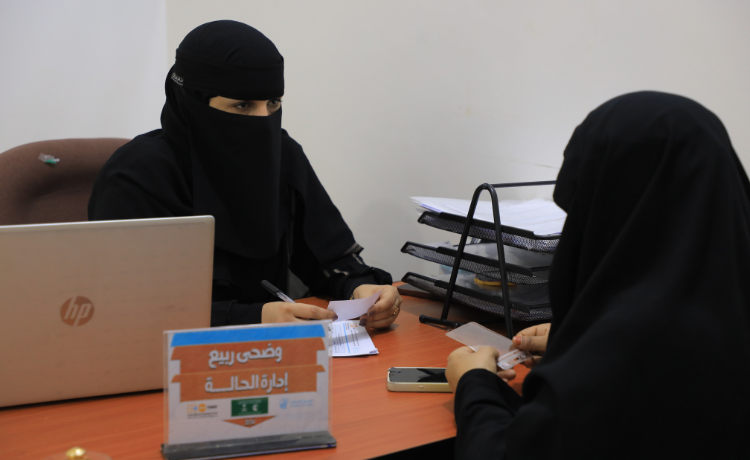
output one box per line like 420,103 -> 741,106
446,91 -> 750,459
89,20 -> 401,327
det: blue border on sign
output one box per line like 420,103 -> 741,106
171,324 -> 326,347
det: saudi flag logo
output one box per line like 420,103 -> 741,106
232,398 -> 268,416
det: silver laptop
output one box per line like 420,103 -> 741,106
0,216 -> 214,407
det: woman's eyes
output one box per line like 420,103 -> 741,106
230,100 -> 281,113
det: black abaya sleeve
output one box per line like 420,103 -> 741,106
209,241 -> 389,326
290,239 -> 392,300
287,199 -> 392,300
454,369 -> 523,460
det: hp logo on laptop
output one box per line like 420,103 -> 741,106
60,296 -> 95,327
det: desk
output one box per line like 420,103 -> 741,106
0,292 -> 530,460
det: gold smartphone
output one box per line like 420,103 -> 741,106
386,367 -> 451,393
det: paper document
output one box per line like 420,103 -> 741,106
329,321 -> 378,357
411,197 -> 566,236
328,290 -> 381,322
446,322 -> 532,370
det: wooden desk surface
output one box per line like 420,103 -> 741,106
0,293 -> 529,460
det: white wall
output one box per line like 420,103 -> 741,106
0,0 -> 168,153
3,1 -> 748,280
166,0 -> 750,279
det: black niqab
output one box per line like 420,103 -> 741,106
161,20 -> 355,261
454,92 -> 750,459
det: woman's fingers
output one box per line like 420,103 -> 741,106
262,302 -> 335,323
510,322 -> 550,354
367,288 -> 396,319
363,301 -> 399,328
516,323 -> 548,339
497,368 -> 517,382
512,334 -> 547,352
290,303 -> 336,321
523,355 -> 543,368
477,346 -> 500,361
362,286 -> 401,328
517,323 -> 550,337
450,346 -> 475,357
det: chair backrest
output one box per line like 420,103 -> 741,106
0,138 -> 129,225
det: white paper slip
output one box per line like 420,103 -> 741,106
446,322 -> 532,370
328,290 -> 381,322
329,321 -> 378,357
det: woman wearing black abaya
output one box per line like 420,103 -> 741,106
445,92 -> 750,459
89,20 -> 402,327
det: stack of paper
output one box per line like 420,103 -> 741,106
329,321 -> 378,357
411,197 -> 566,236
327,291 -> 380,357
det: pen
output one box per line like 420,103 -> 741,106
261,280 -> 296,303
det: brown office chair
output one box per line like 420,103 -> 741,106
0,138 -> 129,225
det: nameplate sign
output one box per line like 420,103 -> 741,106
162,322 -> 335,460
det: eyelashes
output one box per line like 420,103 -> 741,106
232,99 -> 282,112
231,99 -> 282,114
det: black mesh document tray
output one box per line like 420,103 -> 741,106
417,211 -> 560,253
402,272 -> 552,321
401,241 -> 553,284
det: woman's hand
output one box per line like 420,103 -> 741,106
511,323 -> 551,368
261,302 -> 337,323
352,284 -> 402,329
496,367 -> 517,382
446,346 -> 500,392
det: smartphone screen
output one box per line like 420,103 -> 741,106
388,367 -> 447,383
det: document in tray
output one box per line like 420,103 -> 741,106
411,197 -> 566,236
328,290 -> 381,322
329,321 -> 378,357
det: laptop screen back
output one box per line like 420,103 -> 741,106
0,216 -> 214,407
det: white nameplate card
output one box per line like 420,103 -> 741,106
162,321 -> 335,460
446,322 -> 532,370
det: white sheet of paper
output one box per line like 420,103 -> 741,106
329,321 -> 378,357
327,290 -> 381,322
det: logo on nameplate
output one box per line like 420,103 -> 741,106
187,403 -> 218,419
60,296 -> 94,327
232,398 -> 268,416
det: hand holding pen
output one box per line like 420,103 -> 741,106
260,280 -> 338,323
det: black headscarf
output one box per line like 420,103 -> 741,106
160,20 -> 356,261
507,92 -> 750,457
